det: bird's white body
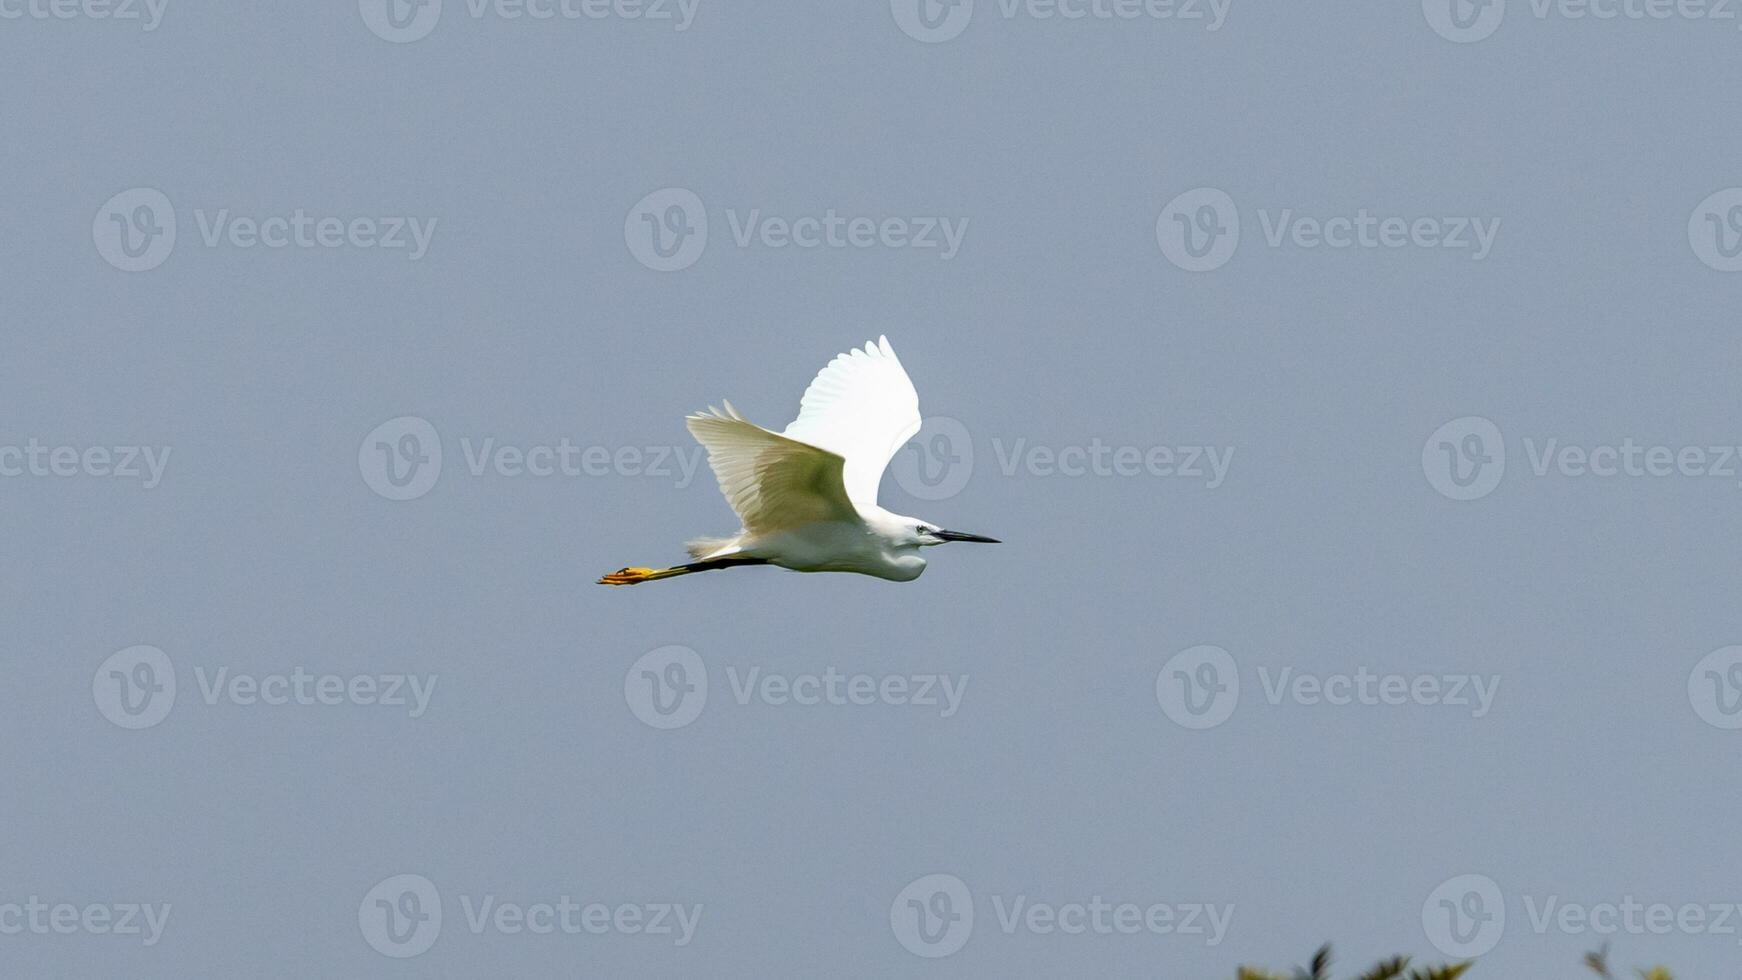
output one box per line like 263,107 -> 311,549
726,515 -> 929,582
600,336 -> 996,586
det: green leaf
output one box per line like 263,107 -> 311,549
1356,955 -> 1410,980
1407,962 -> 1473,980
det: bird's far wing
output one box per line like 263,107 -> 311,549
686,402 -> 861,535
779,335 -> 921,508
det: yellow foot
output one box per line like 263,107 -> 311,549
598,567 -> 661,585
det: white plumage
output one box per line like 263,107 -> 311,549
780,336 -> 921,507
599,336 -> 998,586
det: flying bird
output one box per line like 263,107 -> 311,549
599,336 -> 998,585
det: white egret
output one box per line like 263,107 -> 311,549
599,336 -> 998,585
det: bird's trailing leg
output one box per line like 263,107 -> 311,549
597,566 -> 688,585
597,556 -> 769,586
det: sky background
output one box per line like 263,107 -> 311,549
5,0 -> 1742,976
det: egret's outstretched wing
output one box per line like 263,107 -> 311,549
780,335 -> 921,507
686,402 -> 860,535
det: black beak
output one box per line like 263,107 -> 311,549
934,529 -> 1001,544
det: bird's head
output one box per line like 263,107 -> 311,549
889,515 -> 1001,548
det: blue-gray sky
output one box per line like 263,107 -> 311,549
5,1 -> 1742,976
